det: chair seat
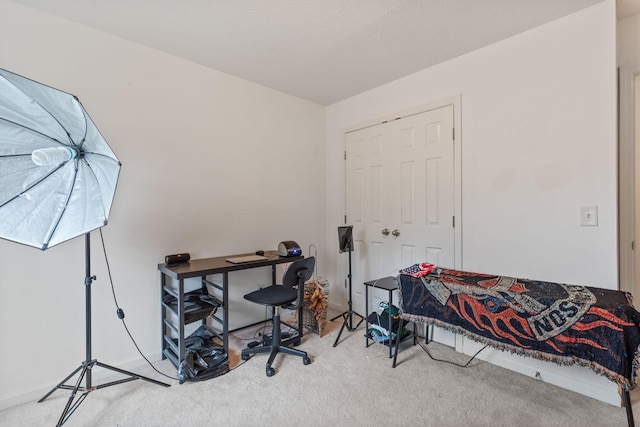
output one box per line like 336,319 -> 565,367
244,285 -> 297,307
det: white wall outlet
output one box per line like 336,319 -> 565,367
580,205 -> 598,226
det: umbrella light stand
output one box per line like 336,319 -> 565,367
0,68 -> 171,426
38,233 -> 170,426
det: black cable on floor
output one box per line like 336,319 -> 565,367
418,340 -> 488,368
99,230 -> 302,378
100,229 -> 179,381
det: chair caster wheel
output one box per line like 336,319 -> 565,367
303,357 -> 311,365
266,367 -> 275,377
241,354 -> 250,361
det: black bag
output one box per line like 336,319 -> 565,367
177,325 -> 229,383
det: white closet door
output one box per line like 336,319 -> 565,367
345,105 -> 456,313
391,105 -> 456,270
345,122 -> 393,310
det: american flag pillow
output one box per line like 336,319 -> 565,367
399,263 -> 438,277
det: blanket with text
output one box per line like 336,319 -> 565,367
398,266 -> 640,388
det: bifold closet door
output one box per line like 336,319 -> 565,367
345,105 -> 456,311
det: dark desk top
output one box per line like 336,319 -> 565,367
158,250 -> 303,280
364,276 -> 398,291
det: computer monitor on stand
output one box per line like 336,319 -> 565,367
333,225 -> 365,347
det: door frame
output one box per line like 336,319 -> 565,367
619,67 -> 636,297
342,95 -> 463,270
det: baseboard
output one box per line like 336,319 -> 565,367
426,326 -> 621,407
0,351 -> 165,411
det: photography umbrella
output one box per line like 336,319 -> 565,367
0,68 -> 119,249
0,68 -> 168,426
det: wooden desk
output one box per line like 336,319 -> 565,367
158,250 -> 303,369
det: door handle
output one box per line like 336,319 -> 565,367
381,228 -> 390,236
392,229 -> 400,237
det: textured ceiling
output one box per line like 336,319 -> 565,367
9,0 -> 637,105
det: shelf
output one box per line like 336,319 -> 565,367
162,286 -> 178,299
365,328 -> 414,348
163,318 -> 179,334
162,287 -> 221,325
364,276 -> 417,357
162,348 -> 179,369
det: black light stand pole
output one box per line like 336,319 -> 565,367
333,227 -> 364,347
38,233 -> 170,426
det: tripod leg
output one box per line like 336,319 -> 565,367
39,233 -> 169,427
94,361 -> 170,388
330,312 -> 344,321
352,315 -> 365,330
38,365 -> 84,403
56,363 -> 90,427
332,314 -> 349,347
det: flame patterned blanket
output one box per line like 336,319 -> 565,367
397,267 -> 640,388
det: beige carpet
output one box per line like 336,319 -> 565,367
1,314 -> 638,427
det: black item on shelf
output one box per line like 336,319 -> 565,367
163,287 -> 221,324
176,326 -> 229,383
366,311 -> 404,332
366,311 -> 407,341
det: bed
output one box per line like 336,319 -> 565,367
393,265 -> 640,426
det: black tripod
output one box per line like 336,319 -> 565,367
38,233 -> 170,426
333,226 -> 365,347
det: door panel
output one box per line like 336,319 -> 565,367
391,106 -> 455,270
345,122 -> 393,309
345,105 -> 456,312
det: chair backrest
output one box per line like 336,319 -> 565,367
282,257 -> 315,289
281,257 -> 315,311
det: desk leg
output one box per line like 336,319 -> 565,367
178,279 -> 185,364
222,272 -> 229,355
365,284 -> 370,348
388,291 -> 393,358
297,303 -> 303,342
160,273 -> 167,360
392,314 -> 402,368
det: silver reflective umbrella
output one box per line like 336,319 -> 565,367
0,69 -> 168,426
0,67 -> 120,250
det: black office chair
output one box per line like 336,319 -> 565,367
241,257 -> 315,376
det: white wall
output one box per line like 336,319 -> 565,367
326,1 -> 617,290
0,2 -> 326,408
0,0 -> 624,410
325,0 -> 619,403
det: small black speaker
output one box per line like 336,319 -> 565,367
165,253 -> 190,264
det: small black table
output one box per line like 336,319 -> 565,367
364,276 -> 416,357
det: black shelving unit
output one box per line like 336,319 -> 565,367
160,280 -> 224,368
364,276 -> 416,357
158,251 -> 303,371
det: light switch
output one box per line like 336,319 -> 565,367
580,205 -> 598,226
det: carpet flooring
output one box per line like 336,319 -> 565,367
1,312 -> 638,426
